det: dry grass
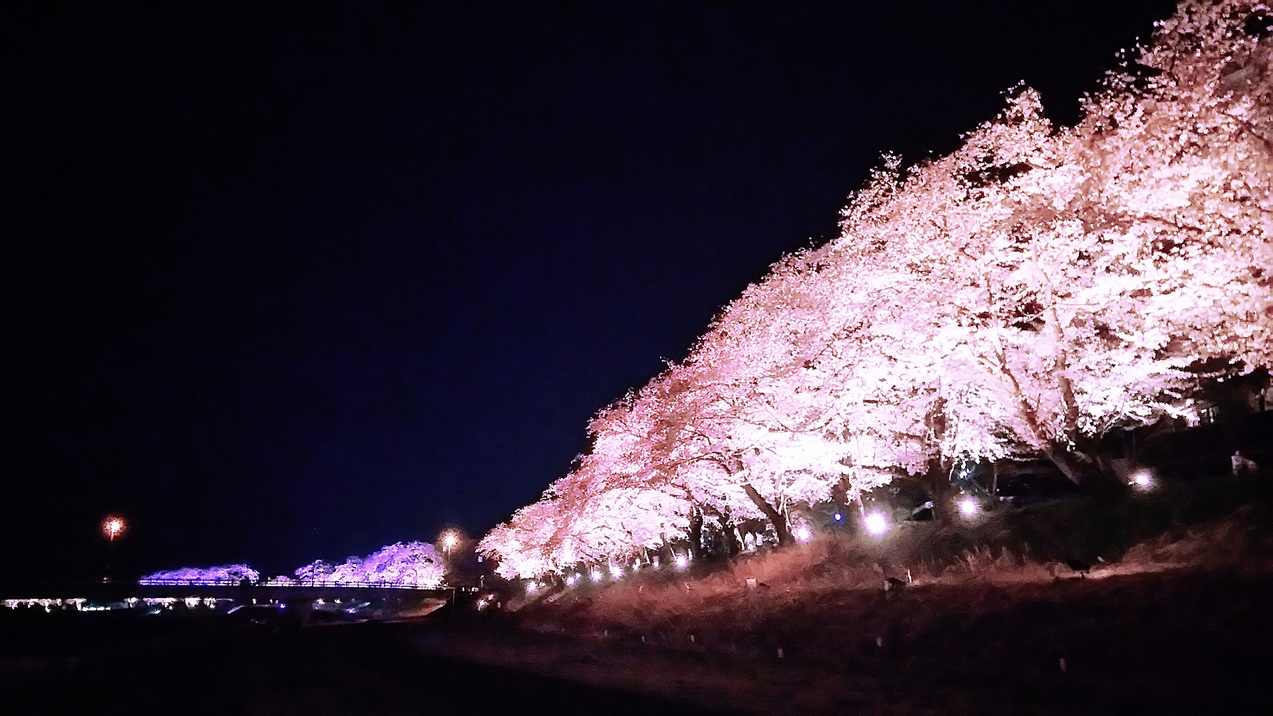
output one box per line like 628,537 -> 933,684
517,476 -> 1273,644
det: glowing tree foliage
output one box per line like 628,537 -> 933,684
324,541 -> 445,587
293,559 -> 336,584
140,564 -> 261,585
142,542 -> 446,589
480,0 -> 1273,578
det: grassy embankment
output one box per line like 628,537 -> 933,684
447,475 -> 1273,712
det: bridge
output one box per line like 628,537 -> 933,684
0,579 -> 475,616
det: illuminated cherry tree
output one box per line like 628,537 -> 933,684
324,541 -> 445,587
480,0 -> 1273,578
140,564 -> 261,585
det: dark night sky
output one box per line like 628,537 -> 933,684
2,1 -> 1177,580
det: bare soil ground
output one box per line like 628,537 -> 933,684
440,485 -> 1273,714
424,564 -> 1273,715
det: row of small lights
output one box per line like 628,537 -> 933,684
2,596 -> 221,612
524,473 -> 1161,592
526,552 -> 694,593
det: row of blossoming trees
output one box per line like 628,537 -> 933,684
479,0 -> 1273,580
141,541 -> 445,588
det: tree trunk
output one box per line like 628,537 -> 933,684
927,456 -> 953,523
687,507 -> 704,560
723,524 -> 742,557
740,482 -> 793,545
925,397 -> 954,522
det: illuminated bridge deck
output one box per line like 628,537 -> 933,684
1,580 -> 466,603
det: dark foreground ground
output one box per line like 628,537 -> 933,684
1,615 -> 718,715
436,567 -> 1273,715
5,564 -> 1273,714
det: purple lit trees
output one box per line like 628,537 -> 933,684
142,542 -> 445,588
140,564 -> 261,585
321,542 -> 445,587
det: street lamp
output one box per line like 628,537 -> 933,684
439,530 -> 461,602
101,515 -> 127,542
440,530 -> 460,558
100,515 -> 128,582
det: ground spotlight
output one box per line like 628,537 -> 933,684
863,511 -> 890,537
1130,471 -> 1153,490
958,496 -> 980,518
793,525 -> 813,542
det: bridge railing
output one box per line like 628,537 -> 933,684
137,578 -> 446,590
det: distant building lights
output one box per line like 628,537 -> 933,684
863,511 -> 890,537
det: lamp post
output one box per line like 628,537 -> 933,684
440,530 -> 459,560
100,515 -> 128,582
439,530 -> 461,604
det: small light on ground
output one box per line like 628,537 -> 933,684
674,553 -> 689,570
864,511 -> 890,537
793,525 -> 812,542
1131,471 -> 1153,489
834,512 -> 843,522
958,497 -> 979,518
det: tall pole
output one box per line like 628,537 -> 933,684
101,515 -> 127,582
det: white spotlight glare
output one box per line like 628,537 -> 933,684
1131,471 -> 1153,489
958,497 -> 979,518
863,511 -> 890,537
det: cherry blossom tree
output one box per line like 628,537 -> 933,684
480,0 -> 1273,576
294,559 -> 336,585
325,542 -> 445,587
140,564 -> 260,585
